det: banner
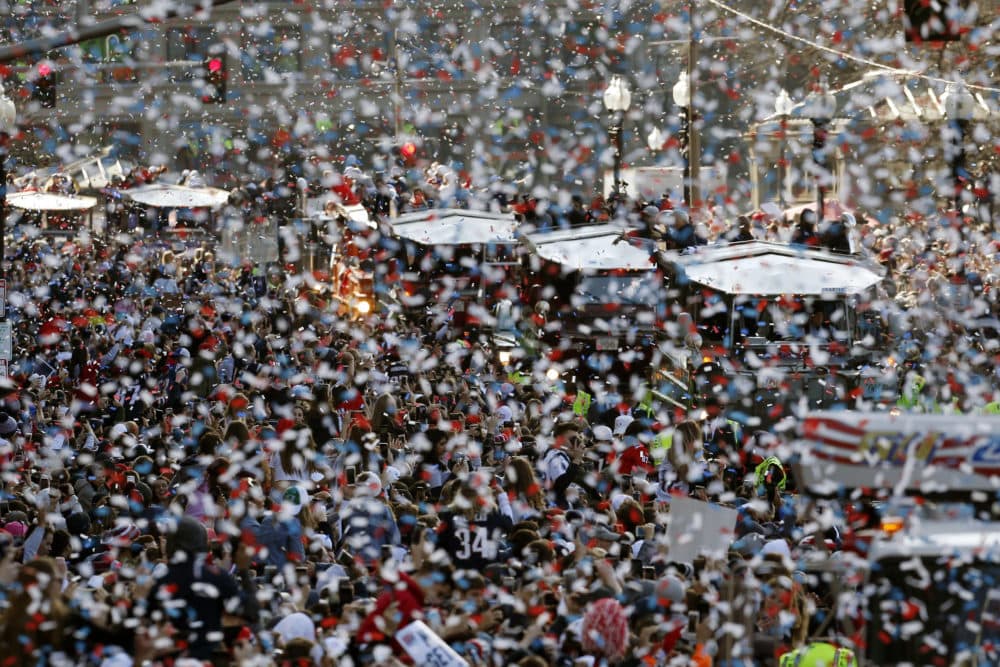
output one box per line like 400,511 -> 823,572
396,621 -> 469,667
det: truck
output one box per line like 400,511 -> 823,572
793,411 -> 1000,667
656,241 -> 893,426
520,223 -> 666,390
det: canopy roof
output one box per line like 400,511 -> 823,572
7,191 -> 98,212
525,224 -> 656,271
662,241 -> 885,295
391,208 -> 518,245
125,184 -> 230,209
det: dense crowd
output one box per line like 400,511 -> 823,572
0,159 -> 996,667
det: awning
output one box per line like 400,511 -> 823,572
314,203 -> 373,228
391,208 -> 518,245
525,224 -> 655,271
125,184 -> 230,209
664,241 -> 885,295
7,191 -> 98,212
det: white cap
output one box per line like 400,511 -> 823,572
592,425 -> 613,442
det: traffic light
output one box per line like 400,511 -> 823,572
400,141 -> 417,164
33,63 -> 56,108
201,53 -> 227,104
903,0 -> 967,43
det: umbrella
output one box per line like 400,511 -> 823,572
7,191 -> 98,212
125,184 -> 230,209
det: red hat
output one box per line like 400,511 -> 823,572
581,597 -> 629,659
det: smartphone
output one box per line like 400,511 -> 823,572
686,611 -> 700,637
345,466 -> 357,486
643,566 -> 656,580
126,474 -> 138,486
502,576 -> 516,591
337,579 -> 354,606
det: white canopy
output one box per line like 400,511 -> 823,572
7,191 -> 98,212
391,208 -> 518,246
664,242 -> 884,295
525,224 -> 655,271
126,184 -> 230,209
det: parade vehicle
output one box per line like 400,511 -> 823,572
120,182 -> 230,247
294,203 -> 381,320
6,189 -> 99,239
387,208 -> 521,332
656,241 -> 892,425
520,223 -> 666,387
793,411 -> 1000,667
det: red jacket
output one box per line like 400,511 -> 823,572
358,572 -> 426,646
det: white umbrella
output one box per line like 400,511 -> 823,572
7,191 -> 98,212
125,183 -> 230,209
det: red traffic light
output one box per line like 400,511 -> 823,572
38,63 -> 52,77
400,142 -> 417,160
207,57 -> 223,73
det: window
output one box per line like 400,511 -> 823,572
329,29 -> 390,80
241,23 -> 302,81
79,31 -> 144,84
487,21 -> 525,77
166,26 -> 217,63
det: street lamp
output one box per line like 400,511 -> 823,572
0,88 -> 14,283
672,71 -> 695,209
603,75 -> 632,199
803,82 -> 837,222
774,89 -> 794,209
0,89 -> 14,381
646,126 -> 666,153
944,82 -> 976,213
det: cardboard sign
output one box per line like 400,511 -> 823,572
0,321 -> 10,361
573,390 -> 592,417
396,621 -> 469,667
665,495 -> 739,564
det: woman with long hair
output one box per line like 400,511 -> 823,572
503,456 -> 547,522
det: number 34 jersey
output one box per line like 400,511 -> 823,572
433,509 -> 512,570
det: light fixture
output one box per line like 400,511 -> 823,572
603,75 -> 632,113
647,126 -> 666,152
944,82 -> 976,121
774,89 -> 794,117
803,83 -> 837,122
672,71 -> 690,108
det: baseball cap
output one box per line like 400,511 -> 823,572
283,486 -> 309,515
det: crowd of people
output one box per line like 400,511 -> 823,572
0,156 -> 996,667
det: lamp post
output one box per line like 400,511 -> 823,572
672,71 -> 693,209
0,89 -> 14,380
0,88 -> 14,286
774,89 -> 794,210
944,82 -> 976,214
804,82 -> 837,223
602,75 -> 632,199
